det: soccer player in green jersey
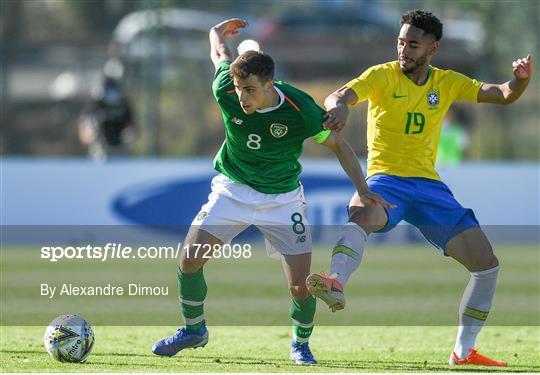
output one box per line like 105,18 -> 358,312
152,18 -> 392,365
307,10 -> 532,367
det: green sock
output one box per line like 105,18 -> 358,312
178,267 -> 207,331
290,295 -> 316,343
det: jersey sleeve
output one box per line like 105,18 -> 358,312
212,61 -> 234,99
344,64 -> 388,104
299,98 -> 328,140
311,129 -> 331,144
449,70 -> 483,103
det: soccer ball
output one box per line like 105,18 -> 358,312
43,314 -> 94,363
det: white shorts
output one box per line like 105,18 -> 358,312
191,174 -> 312,259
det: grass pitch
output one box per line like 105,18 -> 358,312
2,326 -> 539,372
1,244 -> 539,372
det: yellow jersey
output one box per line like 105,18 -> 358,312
345,61 -> 483,180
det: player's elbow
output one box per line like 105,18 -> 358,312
500,86 -> 520,104
480,84 -> 515,105
322,138 -> 335,149
322,132 -> 344,151
501,95 -> 517,105
485,95 -> 512,105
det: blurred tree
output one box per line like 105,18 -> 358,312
0,0 -> 23,153
3,0 -> 538,159
454,0 -> 539,159
397,0 -> 539,160
452,0 -> 537,79
62,0 -> 137,34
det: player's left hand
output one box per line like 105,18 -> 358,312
513,54 -> 532,80
358,191 -> 396,209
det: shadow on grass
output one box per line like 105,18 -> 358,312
86,360 -> 164,369
2,350 -> 536,372
1,350 -> 44,355
1,350 -> 155,359
170,354 -> 537,372
93,352 -> 155,358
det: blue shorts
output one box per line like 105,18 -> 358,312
366,174 -> 479,254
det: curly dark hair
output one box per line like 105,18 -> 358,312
400,9 -> 443,41
230,50 -> 274,83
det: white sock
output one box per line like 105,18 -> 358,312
452,265 -> 499,360
330,222 -> 367,286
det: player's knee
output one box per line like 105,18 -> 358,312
179,249 -> 204,273
289,283 -> 310,300
477,253 -> 499,271
180,259 -> 202,273
179,259 -> 192,273
348,206 -> 384,234
462,246 -> 499,272
348,207 -> 368,224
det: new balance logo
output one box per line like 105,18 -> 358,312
296,235 -> 306,243
231,117 -> 243,125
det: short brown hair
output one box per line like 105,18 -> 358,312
230,51 -> 274,83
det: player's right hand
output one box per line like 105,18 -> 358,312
358,191 -> 396,209
323,104 -> 349,132
213,19 -> 249,40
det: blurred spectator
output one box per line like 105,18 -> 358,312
437,108 -> 469,165
78,70 -> 136,161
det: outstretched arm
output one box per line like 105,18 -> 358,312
209,18 -> 248,67
320,131 -> 395,209
323,87 -> 359,132
478,54 -> 532,104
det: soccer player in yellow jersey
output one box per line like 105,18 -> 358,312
307,9 -> 532,367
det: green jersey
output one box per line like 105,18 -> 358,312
212,61 -> 330,194
437,122 -> 467,166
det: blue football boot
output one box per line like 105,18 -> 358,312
290,340 -> 318,365
152,324 -> 208,357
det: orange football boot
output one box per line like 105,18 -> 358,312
450,348 -> 507,367
306,271 -> 345,312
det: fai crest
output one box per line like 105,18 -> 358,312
427,89 -> 440,107
269,123 -> 288,138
